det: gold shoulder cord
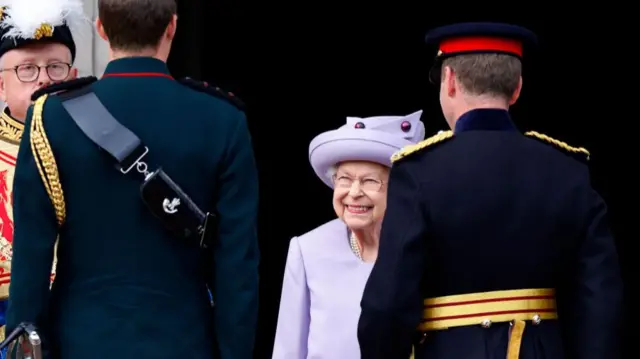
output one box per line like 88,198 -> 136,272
525,131 -> 590,161
30,95 -> 66,226
391,130 -> 454,163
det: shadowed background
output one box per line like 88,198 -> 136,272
165,2 -> 633,358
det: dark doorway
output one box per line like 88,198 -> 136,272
169,2 -> 631,358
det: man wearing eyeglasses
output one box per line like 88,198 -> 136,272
0,55 -> 76,124
0,0 -> 81,343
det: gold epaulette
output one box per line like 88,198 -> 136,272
391,130 -> 454,163
525,131 -> 590,161
30,95 -> 66,226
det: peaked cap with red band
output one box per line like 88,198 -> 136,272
424,22 -> 538,84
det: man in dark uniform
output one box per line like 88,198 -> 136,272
357,22 -> 623,359
6,0 -> 260,358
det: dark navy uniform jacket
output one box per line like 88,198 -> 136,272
358,108 -> 623,359
6,57 -> 260,359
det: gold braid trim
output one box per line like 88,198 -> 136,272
525,131 -> 590,161
30,95 -> 66,226
391,130 -> 454,163
0,108 -> 24,143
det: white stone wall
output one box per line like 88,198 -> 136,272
76,0 -> 109,77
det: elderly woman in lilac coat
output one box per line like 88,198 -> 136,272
272,111 -> 426,359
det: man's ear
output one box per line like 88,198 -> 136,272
0,74 -> 7,103
165,14 -> 178,41
95,17 -> 108,42
444,66 -> 456,98
68,67 -> 78,80
509,76 -> 523,105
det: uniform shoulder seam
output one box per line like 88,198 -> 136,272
178,77 -> 245,111
30,76 -> 98,101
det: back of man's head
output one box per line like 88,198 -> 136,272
442,53 -> 522,102
97,0 -> 177,52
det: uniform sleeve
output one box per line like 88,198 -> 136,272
212,111 -> 260,359
271,237 -> 310,359
5,105 -> 57,339
560,187 -> 624,359
358,161 -> 427,359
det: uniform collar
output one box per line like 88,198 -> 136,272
454,108 -> 518,134
102,57 -> 173,79
0,108 -> 24,142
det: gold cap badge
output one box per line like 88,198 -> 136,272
33,23 -> 53,40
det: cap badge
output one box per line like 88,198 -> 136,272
33,23 -> 53,40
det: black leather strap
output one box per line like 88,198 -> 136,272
60,87 -> 148,173
58,88 -> 214,247
31,76 -> 98,101
0,322 -> 39,349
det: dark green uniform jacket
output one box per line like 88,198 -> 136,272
6,57 -> 260,359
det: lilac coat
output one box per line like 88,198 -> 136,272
272,219 -> 374,359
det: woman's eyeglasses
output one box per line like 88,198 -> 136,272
332,174 -> 384,192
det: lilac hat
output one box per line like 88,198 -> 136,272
309,110 -> 426,188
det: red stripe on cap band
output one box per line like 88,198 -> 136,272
440,36 -> 523,57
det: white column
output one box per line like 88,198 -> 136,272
75,0 -> 109,77
72,0 -> 94,77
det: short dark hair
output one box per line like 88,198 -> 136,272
98,0 -> 177,51
442,53 -> 522,100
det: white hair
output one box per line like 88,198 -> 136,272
325,164 -> 338,180
324,161 -> 392,182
